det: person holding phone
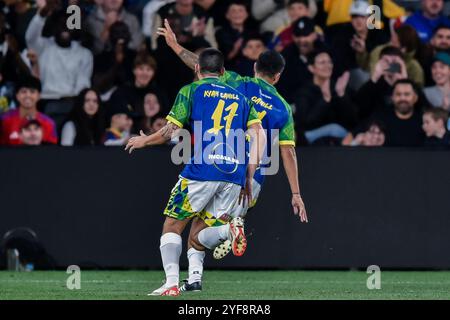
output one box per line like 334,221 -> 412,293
356,45 -> 431,122
355,46 -> 408,121
367,24 -> 425,87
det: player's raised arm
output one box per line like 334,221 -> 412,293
157,19 -> 199,70
280,145 -> 308,223
124,122 -> 179,154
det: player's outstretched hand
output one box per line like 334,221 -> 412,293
124,130 -> 148,154
157,19 -> 178,48
292,194 -> 308,223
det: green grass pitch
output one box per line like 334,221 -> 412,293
1,270 -> 450,300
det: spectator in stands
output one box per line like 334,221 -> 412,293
0,76 -> 57,145
431,25 -> 450,53
294,49 -> 358,145
135,93 -> 162,134
422,107 -> 450,146
26,3 -> 93,129
215,0 -> 256,67
153,2 -> 214,101
342,120 -> 386,147
355,46 -> 408,120
269,0 -> 315,52
109,53 -> 168,132
60,89 -> 105,146
260,0 -> 313,35
92,21 -> 136,96
364,79 -> 425,146
19,119 -> 43,146
194,0 -> 234,29
3,0 -> 37,51
323,0 -> 405,34
421,25 -> 450,85
330,0 -> 387,86
0,12 -> 32,113
103,100 -> 133,146
405,0 -> 450,43
278,17 -> 324,103
251,0 -> 317,25
150,0 -> 216,50
0,11 -> 31,84
151,115 -> 168,133
234,36 -> 267,76
424,52 -> 450,110
142,0 -> 175,39
85,0 -> 143,54
367,24 -> 425,87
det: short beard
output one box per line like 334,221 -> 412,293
395,103 -> 414,115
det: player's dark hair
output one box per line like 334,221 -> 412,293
255,50 -> 286,78
198,48 -> 224,75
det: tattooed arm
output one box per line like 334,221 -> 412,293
125,123 -> 180,154
178,49 -> 199,71
159,122 -> 180,140
157,19 -> 199,70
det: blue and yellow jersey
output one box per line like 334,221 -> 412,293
220,71 -> 296,185
166,77 -> 261,187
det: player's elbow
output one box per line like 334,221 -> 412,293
281,145 -> 296,161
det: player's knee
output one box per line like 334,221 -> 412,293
189,236 -> 205,251
162,217 -> 184,235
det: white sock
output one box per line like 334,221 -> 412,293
160,232 -> 182,288
187,248 -> 205,284
197,224 -> 230,250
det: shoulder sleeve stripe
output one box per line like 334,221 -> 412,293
166,115 -> 184,128
247,119 -> 262,127
279,140 -> 296,147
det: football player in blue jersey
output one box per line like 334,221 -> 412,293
157,20 -> 308,293
125,48 -> 266,296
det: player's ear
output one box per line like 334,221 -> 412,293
194,64 -> 200,74
273,73 -> 281,85
219,67 -> 225,76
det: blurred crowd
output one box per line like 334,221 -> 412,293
1,0 -> 450,147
